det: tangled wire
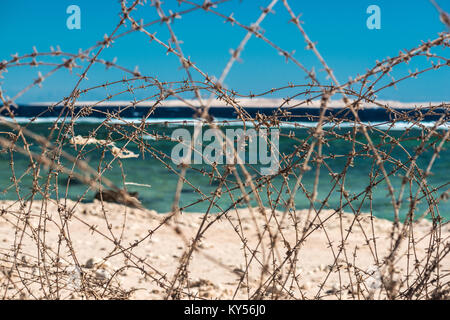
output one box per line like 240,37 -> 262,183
0,0 -> 449,300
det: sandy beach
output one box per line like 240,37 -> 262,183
0,199 -> 448,300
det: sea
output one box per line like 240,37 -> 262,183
0,104 -> 448,221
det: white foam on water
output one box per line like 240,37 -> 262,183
5,117 -> 449,131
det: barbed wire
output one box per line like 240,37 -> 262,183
0,0 -> 449,300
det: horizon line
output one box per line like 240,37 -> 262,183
20,98 -> 449,109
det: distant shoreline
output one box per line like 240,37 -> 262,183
17,98 -> 449,109
1,101 -> 448,123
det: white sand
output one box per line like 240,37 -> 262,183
0,199 -> 448,299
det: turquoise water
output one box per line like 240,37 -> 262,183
0,121 -> 448,221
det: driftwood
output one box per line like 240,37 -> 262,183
94,189 -> 141,208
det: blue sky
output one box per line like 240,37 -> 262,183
0,0 -> 449,103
